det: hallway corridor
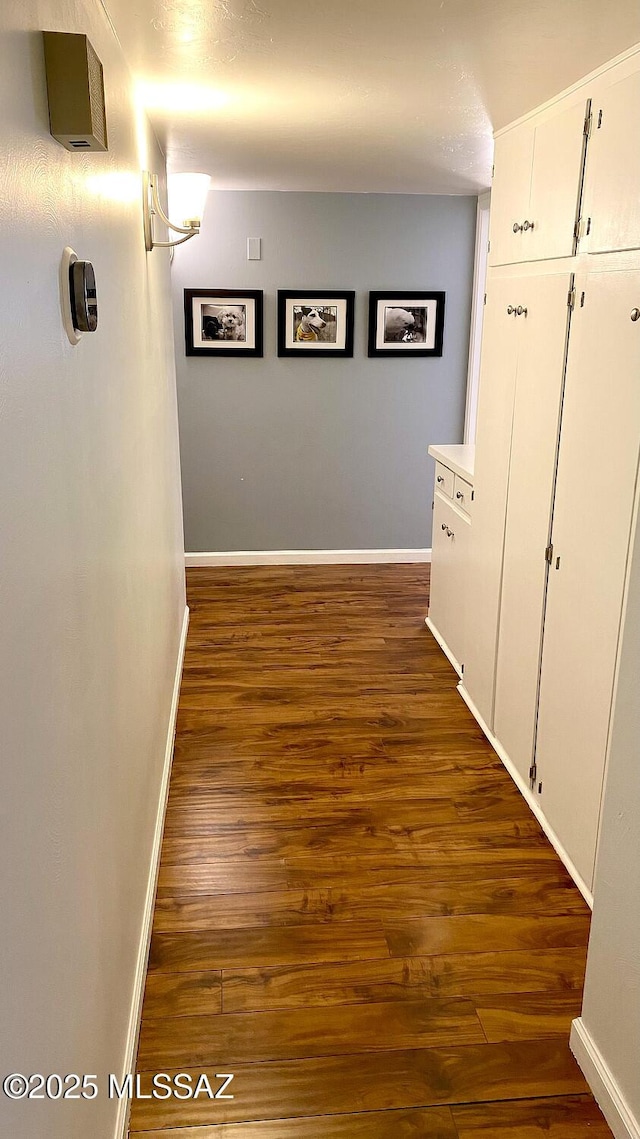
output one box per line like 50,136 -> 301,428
131,564 -> 609,1137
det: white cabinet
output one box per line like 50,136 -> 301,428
489,99 -> 589,266
427,447 -> 474,678
429,493 -> 471,675
534,264 -> 640,890
581,70 -> 640,254
432,48 -> 640,903
493,272 -> 574,788
488,125 -> 534,266
462,277 -> 519,728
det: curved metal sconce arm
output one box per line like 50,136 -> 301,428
143,171 -> 201,251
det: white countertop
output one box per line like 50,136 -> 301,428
428,443 -> 475,483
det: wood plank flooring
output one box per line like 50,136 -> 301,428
132,565 -> 609,1137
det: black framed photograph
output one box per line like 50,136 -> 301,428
277,291 -> 355,358
184,289 -> 263,357
368,291 -> 445,357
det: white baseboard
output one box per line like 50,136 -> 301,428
114,604 -> 189,1139
457,682 -> 594,908
571,1018 -> 640,1139
424,616 -> 463,678
185,548 -> 432,567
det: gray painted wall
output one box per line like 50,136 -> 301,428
172,191 -> 476,552
0,3 -> 185,1136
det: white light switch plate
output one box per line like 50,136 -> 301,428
247,237 -> 261,260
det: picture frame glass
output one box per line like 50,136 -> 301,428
191,295 -> 257,351
284,297 -> 349,351
375,298 -> 439,351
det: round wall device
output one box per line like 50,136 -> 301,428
60,247 -> 98,344
69,258 -> 98,332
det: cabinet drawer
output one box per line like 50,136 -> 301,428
453,475 -> 473,515
435,462 -> 454,498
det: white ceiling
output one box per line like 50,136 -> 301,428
105,0 -> 640,194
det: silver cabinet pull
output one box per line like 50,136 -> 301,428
513,222 -> 523,233
441,522 -> 447,531
516,305 -> 528,317
631,308 -> 640,322
456,491 -> 464,500
507,305 -> 516,315
437,475 -> 444,484
523,220 -> 535,231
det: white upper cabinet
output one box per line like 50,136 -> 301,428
581,70 -> 640,254
535,264 -> 640,891
489,99 -> 589,266
487,126 -> 534,266
527,101 -> 590,261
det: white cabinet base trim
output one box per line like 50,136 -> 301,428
458,682 -> 593,908
570,1018 -> 640,1139
425,616 -> 463,678
186,549 -> 432,567
115,605 -> 190,1139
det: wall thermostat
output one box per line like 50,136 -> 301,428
60,248 -> 98,344
69,259 -> 98,332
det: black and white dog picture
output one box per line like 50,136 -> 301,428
184,289 -> 264,357
278,291 -> 355,357
368,291 -> 445,357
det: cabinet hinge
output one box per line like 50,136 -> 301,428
597,108 -> 603,129
583,109 -> 592,139
491,163 -> 495,178
483,293 -> 487,306
573,217 -> 581,242
529,762 -> 537,786
567,286 -> 576,310
487,239 -> 491,253
545,543 -> 554,564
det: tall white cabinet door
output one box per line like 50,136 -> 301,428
429,495 -> 470,673
527,101 -> 588,261
462,278 -> 519,727
582,71 -> 640,254
493,273 -> 573,786
488,126 -> 534,266
535,265 -> 640,891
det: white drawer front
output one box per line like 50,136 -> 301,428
453,475 -> 473,515
435,462 -> 454,498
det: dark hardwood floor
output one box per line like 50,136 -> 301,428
131,564 -> 610,1137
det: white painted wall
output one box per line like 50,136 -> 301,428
576,492 -> 640,1134
0,3 -> 186,1137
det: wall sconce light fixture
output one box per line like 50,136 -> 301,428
143,171 -> 211,251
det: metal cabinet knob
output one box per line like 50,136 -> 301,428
516,305 -> 528,317
513,222 -> 523,233
507,305 -> 516,315
523,220 -> 535,231
441,522 -> 447,531
456,491 -> 463,500
631,308 -> 640,322
437,475 -> 444,483
448,528 -> 454,539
